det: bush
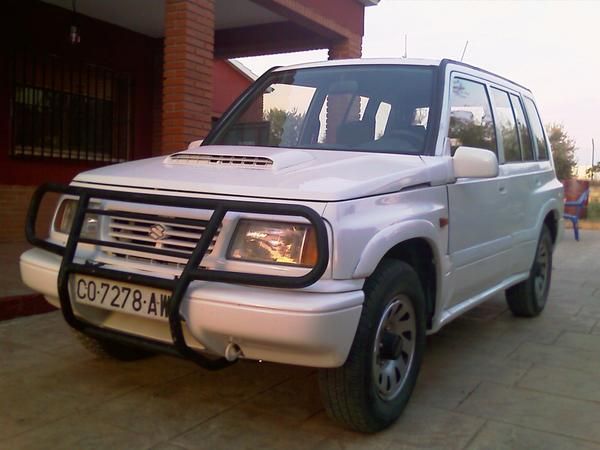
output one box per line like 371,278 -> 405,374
588,201 -> 600,221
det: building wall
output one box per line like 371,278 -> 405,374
297,0 -> 365,36
212,60 -> 253,118
0,0 -> 363,243
0,2 -> 160,186
0,3 -> 253,243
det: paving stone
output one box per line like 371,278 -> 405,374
173,408 -> 325,450
466,421 -> 600,450
411,342 -> 529,410
583,280 -> 600,290
512,313 -> 597,334
0,320 -> 73,353
457,382 -> 600,443
0,338 -> 59,376
0,372 -> 90,439
518,365 -> 600,403
411,376 -> 482,411
90,361 -> 297,442
150,443 -> 188,450
379,404 -> 485,450
509,342 -> 600,375
0,415 -> 159,450
555,332 -> 600,352
237,371 -> 321,423
299,413 -> 394,450
12,359 -> 155,403
578,304 -> 600,321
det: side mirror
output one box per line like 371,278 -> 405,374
452,146 -> 499,178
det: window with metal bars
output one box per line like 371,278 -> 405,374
10,51 -> 132,162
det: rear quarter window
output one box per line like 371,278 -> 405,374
510,95 -> 534,161
523,97 -> 549,160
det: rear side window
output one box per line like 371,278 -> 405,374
524,97 -> 549,160
510,95 -> 534,161
490,88 -> 520,162
448,78 -> 497,155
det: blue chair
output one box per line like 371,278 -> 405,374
563,189 -> 589,241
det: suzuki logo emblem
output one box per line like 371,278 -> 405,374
149,224 -> 168,240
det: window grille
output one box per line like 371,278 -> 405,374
10,51 -> 132,162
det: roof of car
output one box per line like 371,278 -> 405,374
273,58 -> 442,71
273,57 -> 531,93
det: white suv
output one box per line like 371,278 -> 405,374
21,58 -> 564,432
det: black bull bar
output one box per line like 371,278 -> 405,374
26,183 -> 329,369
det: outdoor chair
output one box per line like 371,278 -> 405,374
563,189 -> 589,241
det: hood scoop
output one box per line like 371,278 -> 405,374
167,153 -> 274,168
165,148 -> 315,171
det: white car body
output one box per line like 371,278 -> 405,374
20,58 -> 564,369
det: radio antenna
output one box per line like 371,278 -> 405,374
460,40 -> 469,62
404,34 -> 408,58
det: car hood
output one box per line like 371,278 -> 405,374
73,145 -> 448,202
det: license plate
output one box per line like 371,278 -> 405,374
72,275 -> 172,321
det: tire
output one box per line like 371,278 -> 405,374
506,225 -> 553,317
318,259 -> 426,433
73,330 -> 154,361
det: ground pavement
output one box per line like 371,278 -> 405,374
1,230 -> 600,449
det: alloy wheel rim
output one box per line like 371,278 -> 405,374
372,295 -> 416,401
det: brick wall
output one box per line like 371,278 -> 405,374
0,186 -> 57,243
162,0 -> 215,154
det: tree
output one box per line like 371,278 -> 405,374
264,108 -> 305,147
587,162 -> 600,179
546,123 -> 577,180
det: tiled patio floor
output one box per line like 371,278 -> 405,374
1,230 -> 600,449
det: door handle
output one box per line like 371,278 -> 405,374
499,184 -> 508,194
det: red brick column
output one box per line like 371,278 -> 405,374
328,36 -> 362,60
325,36 -> 362,143
162,0 -> 215,154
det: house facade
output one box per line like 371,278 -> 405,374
0,0 -> 376,242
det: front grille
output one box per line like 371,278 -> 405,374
103,212 -> 219,267
167,153 -> 273,168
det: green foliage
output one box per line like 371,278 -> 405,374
587,200 -> 600,221
449,117 -> 496,153
546,123 -> 577,180
586,162 -> 600,179
265,108 -> 305,147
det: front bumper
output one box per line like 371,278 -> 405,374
21,248 -> 363,367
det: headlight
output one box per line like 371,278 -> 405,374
53,199 -> 99,239
228,220 -> 318,267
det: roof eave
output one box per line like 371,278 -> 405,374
356,0 -> 380,6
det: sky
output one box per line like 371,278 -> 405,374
237,0 -> 600,167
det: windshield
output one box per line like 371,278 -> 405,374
207,65 -> 436,155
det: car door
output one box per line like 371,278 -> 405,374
517,96 -> 557,265
491,90 -> 544,275
487,87 -> 532,276
445,75 -> 513,306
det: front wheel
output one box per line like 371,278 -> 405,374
318,259 -> 426,433
506,225 -> 553,317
